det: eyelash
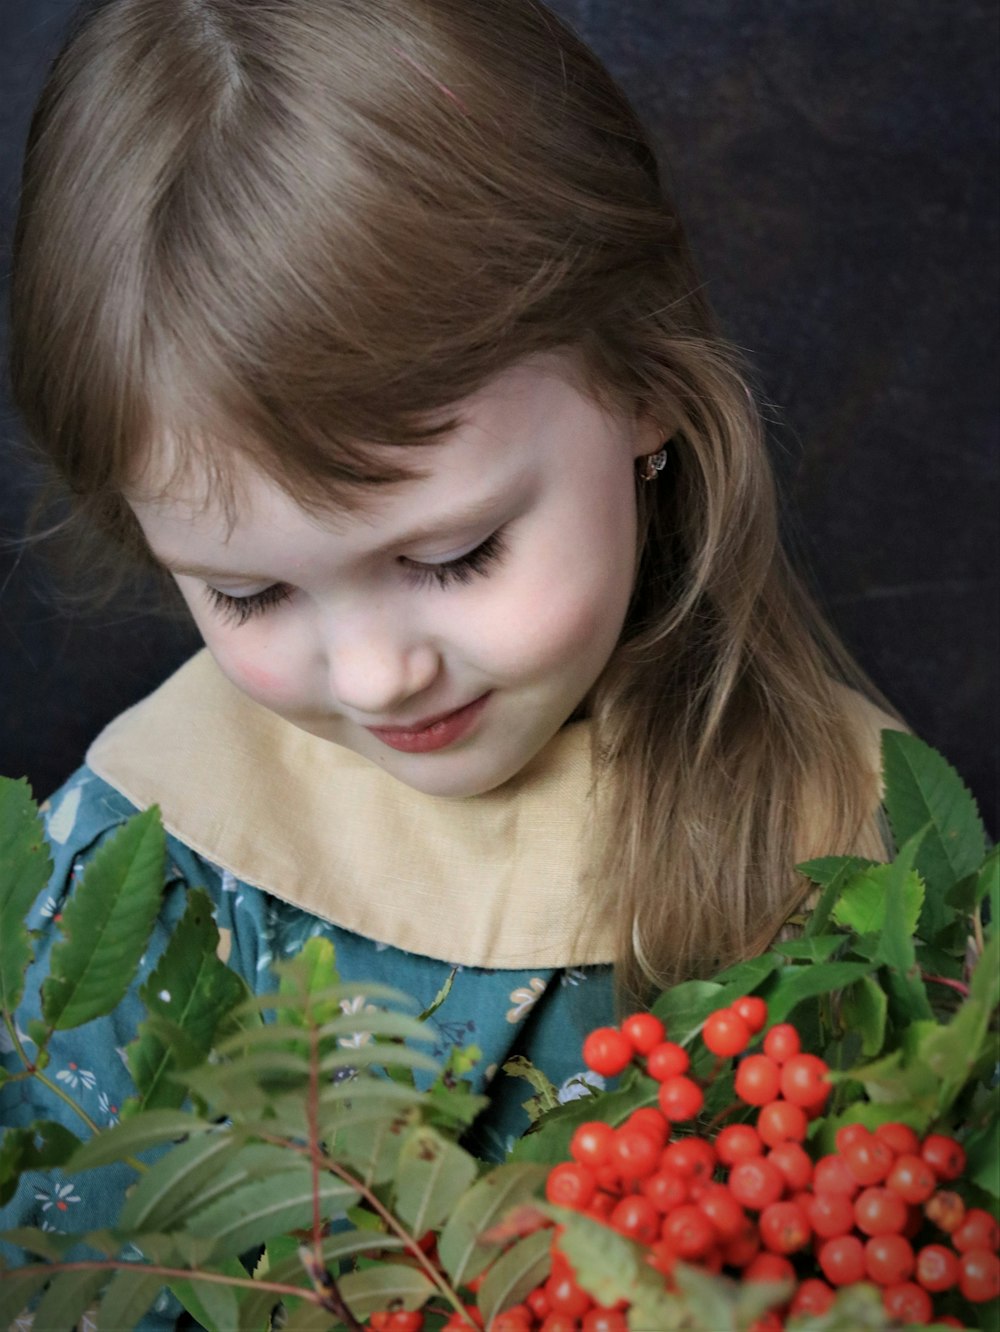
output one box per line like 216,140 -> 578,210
203,529 -> 508,626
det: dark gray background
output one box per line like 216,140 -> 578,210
1,1 -> 997,832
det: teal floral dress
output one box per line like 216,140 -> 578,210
1,767 -> 616,1330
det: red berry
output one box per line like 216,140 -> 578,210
526,1287 -> 551,1320
570,1120 -> 615,1168
384,1316 -> 424,1332
490,1309 -> 531,1332
807,1189 -> 856,1239
662,1135 -> 716,1182
854,1186 -> 908,1236
766,1141 -> 813,1192
621,1011 -> 666,1054
779,1053 -> 831,1110
732,995 -> 768,1033
742,1251 -> 796,1284
661,1203 -> 718,1259
813,1153 -> 860,1198
539,1316 -> 579,1332
959,1248 -> 1000,1302
716,1123 -> 763,1165
756,1098 -> 808,1147
789,1278 -> 835,1315
882,1281 -> 933,1323
762,1023 -> 800,1063
818,1234 -> 866,1286
721,1218 -> 761,1268
697,1184 -> 748,1241
546,1162 -> 597,1210
734,1054 -> 781,1107
875,1121 -> 921,1156
702,1008 -> 752,1057
623,1106 -> 669,1146
865,1233 -> 915,1285
835,1122 -> 871,1154
544,1272 -> 592,1318
657,1075 -> 704,1122
582,1310 -> 629,1332
952,1206 -> 1000,1254
886,1152 -> 937,1205
759,1199 -> 811,1254
582,1027 -> 633,1078
610,1125 -> 661,1181
646,1040 -> 690,1081
609,1194 -> 660,1244
915,1242 -> 960,1292
641,1169 -> 689,1213
921,1133 -> 966,1181
925,1189 -> 966,1233
728,1157 -> 785,1210
843,1135 -> 895,1186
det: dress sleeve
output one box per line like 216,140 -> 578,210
1,769 -> 203,1331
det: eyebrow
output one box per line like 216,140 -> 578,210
158,490 -> 508,582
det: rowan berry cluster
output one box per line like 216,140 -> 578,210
366,1000 -> 998,1330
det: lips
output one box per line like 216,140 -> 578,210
365,693 -> 491,754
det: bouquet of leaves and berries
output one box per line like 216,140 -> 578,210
0,731 -> 997,1331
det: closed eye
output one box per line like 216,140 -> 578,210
203,582 -> 293,626
401,528 -> 508,589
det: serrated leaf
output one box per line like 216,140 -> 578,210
169,1273 -> 241,1332
119,1131 -> 244,1231
276,935 -> 341,1028
840,976 -> 888,1056
764,961 -> 874,1025
877,829 -> 935,1022
184,1166 -> 358,1258
797,856 -> 877,938
831,864 -> 924,938
41,808 -> 165,1030
95,1267 -> 164,1330
336,1262 -> 436,1317
0,1120 -> 81,1206
30,1268 -> 107,1332
0,779 -> 52,1022
477,1227 -> 551,1324
69,1109 -> 213,1172
882,730 -> 986,925
393,1125 -> 478,1236
437,1163 -> 548,1285
709,954 -> 781,993
418,965 -> 458,1021
773,936 -> 844,962
0,1266 -> 51,1328
502,1055 -> 560,1122
127,889 -> 249,1111
334,1109 -> 418,1186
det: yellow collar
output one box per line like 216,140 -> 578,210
87,651 -> 614,968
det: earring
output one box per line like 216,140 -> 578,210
638,444 -> 669,481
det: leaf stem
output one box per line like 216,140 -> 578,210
922,973 -> 971,999
0,1258 -> 335,1304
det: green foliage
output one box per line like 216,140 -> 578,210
0,731 -> 995,1328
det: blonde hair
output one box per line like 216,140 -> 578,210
11,0 -> 896,1001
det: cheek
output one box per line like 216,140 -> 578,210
204,629 -> 302,711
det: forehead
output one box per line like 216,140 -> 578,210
128,351 -> 605,529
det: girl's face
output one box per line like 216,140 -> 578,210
129,354 -> 661,797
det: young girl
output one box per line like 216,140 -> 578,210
2,0 -> 898,1315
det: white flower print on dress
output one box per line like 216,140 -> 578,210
55,1062 -> 96,1093
98,1092 -> 120,1125
557,1069 -> 605,1103
46,785 -> 82,845
559,968 -> 588,988
338,995 -> 377,1048
506,977 -> 546,1024
34,1181 -> 81,1214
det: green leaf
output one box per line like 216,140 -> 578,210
764,961 -> 875,1025
876,829 -> 934,1022
709,953 -> 781,992
651,980 -> 724,1042
418,965 -> 458,1021
477,1227 -> 552,1325
831,864 -> 923,938
127,889 -> 249,1111
393,1124 -> 479,1236
502,1055 -> 561,1123
772,936 -> 844,962
964,1086 -> 1000,1198
69,1109 -> 213,1172
798,856 -> 877,938
971,928 -> 1000,1013
334,1109 -> 418,1186
840,976 -> 888,1056
882,730 -> 986,925
30,1268 -> 108,1332
119,1131 -> 245,1231
0,1266 -> 52,1329
337,1263 -> 436,1318
0,1226 -> 77,1261
674,1264 -> 789,1332
168,1273 -> 242,1332
41,808 -> 165,1030
95,1267 -> 165,1331
184,1165 -> 359,1258
437,1163 -> 548,1285
544,1209 -> 666,1309
0,779 -> 52,1023
507,1079 -> 656,1165
849,1022 -> 944,1121
0,1120 -> 81,1206
983,844 -> 1000,940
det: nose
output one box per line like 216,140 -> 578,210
323,607 -> 441,720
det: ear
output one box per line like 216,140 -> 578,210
631,411 -> 671,460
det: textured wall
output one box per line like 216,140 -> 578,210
1,1 -> 997,830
